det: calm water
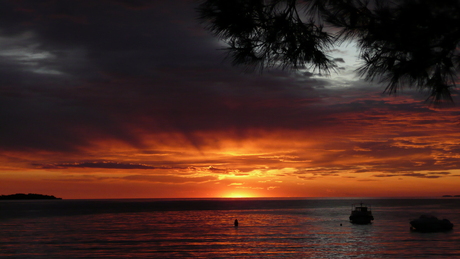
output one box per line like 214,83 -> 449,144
1,198 -> 460,258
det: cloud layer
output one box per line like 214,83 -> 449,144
1,0 -> 460,198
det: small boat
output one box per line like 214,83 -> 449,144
349,203 -> 374,224
410,215 -> 453,232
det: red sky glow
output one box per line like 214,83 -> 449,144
1,0 -> 460,199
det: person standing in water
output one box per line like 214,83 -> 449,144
234,219 -> 239,227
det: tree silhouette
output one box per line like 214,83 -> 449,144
198,0 -> 336,73
198,0 -> 460,103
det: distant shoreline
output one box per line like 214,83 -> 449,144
442,195 -> 460,197
0,193 -> 62,200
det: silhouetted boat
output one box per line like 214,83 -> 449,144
410,215 -> 453,232
349,203 -> 374,224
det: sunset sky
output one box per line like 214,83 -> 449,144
1,0 -> 460,199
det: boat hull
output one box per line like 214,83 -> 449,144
410,215 -> 453,232
349,215 -> 374,224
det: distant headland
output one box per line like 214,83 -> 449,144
442,195 -> 460,197
0,193 -> 62,200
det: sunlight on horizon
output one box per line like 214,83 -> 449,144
222,192 -> 255,198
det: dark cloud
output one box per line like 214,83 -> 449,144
122,175 -> 218,183
373,172 -> 450,179
34,161 -> 183,170
427,172 -> 451,175
400,173 -> 443,179
110,0 -> 157,10
0,0 -> 346,153
333,58 -> 345,63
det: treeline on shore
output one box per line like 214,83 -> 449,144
0,193 -> 62,200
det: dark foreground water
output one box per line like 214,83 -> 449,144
1,198 -> 460,258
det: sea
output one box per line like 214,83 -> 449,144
1,198 -> 460,258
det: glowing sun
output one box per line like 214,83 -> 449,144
222,193 -> 254,198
